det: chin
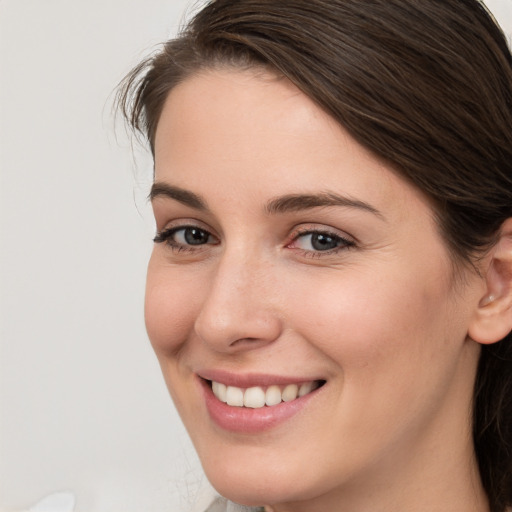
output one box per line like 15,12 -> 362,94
200,452 -> 327,508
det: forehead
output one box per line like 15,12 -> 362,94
153,68 -> 431,222
154,68 -> 326,163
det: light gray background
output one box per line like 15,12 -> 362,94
1,1 -> 511,511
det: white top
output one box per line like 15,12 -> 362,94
205,497 -> 263,512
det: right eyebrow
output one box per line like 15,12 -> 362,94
149,182 -> 208,211
265,191 -> 385,220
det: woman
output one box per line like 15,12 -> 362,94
118,1 -> 512,511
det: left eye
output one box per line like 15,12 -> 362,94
153,226 -> 217,247
173,227 -> 213,245
291,231 -> 353,252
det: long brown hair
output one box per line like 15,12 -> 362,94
118,1 -> 512,509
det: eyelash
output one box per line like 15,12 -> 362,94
287,227 -> 355,257
153,225 -> 219,253
153,225 -> 355,257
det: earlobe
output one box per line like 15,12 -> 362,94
468,218 -> 512,345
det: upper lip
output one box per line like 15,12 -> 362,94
196,369 -> 325,388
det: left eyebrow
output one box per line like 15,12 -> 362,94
149,182 -> 208,211
265,192 -> 385,219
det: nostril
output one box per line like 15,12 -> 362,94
230,337 -> 259,346
194,298 -> 283,352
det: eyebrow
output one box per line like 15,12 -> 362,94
149,182 -> 208,211
150,182 -> 383,219
265,192 -> 384,219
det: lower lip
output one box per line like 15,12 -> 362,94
200,378 -> 321,433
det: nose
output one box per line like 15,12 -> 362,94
193,248 -> 283,353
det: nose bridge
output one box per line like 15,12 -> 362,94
194,241 -> 281,351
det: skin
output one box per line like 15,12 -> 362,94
146,68 -> 491,512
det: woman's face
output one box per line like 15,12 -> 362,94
147,69 -> 485,509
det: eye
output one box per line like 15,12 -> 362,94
289,229 -> 355,254
154,225 -> 218,249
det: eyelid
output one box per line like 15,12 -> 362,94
289,224 -> 356,244
154,217 -> 217,236
155,215 -> 213,231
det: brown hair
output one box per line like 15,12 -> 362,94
118,1 -> 512,509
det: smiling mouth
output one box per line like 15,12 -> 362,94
209,380 -> 325,409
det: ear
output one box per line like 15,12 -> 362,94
468,218 -> 512,345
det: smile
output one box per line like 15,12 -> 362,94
210,380 -> 324,408
199,372 -> 327,433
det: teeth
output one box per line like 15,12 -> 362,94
226,386 -> 244,406
282,384 -> 298,402
244,387 -> 266,408
212,381 -> 227,402
299,381 -> 314,397
211,380 -> 320,408
265,385 -> 282,406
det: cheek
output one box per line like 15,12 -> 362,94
280,264 -> 469,455
144,256 -> 201,357
144,258 -> 206,420
285,260 -> 460,376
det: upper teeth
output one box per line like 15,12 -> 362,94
211,381 -> 319,409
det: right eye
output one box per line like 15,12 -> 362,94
153,225 -> 219,250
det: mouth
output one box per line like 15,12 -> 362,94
209,379 -> 325,409
197,371 -> 327,432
